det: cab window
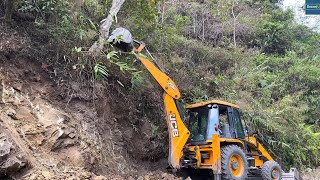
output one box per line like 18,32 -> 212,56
233,109 -> 245,138
188,108 -> 209,142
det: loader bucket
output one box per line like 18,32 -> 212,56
107,27 -> 133,52
282,168 -> 302,180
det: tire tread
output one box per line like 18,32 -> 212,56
221,145 -> 248,180
261,161 -> 282,180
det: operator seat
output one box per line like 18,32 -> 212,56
221,124 -> 232,138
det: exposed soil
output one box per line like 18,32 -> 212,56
0,18 -> 179,180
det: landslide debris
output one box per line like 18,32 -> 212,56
0,132 -> 27,178
0,78 -> 97,179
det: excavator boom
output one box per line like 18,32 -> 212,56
135,53 -> 181,99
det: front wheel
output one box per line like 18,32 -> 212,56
221,145 -> 248,180
261,161 -> 282,180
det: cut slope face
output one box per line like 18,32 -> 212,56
0,58 -> 101,179
0,75 -> 74,179
0,20 -> 178,179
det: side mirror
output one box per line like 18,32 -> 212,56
246,127 -> 252,135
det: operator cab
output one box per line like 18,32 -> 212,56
186,100 -> 245,144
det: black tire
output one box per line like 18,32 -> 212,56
261,161 -> 282,180
221,145 -> 248,180
182,169 -> 212,180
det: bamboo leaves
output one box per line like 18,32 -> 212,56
94,64 -> 109,79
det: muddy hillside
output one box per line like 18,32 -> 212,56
0,20 -> 180,179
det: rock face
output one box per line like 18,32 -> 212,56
0,134 -> 27,177
0,83 -> 94,179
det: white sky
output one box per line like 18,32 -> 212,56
280,0 -> 320,31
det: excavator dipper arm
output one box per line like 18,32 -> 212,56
134,52 -> 190,169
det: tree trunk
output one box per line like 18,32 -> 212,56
89,0 -> 125,56
161,1 -> 165,25
4,0 -> 15,23
231,1 -> 236,47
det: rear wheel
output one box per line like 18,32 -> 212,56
221,145 -> 248,180
261,161 -> 282,180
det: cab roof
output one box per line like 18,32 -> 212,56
186,100 -> 240,109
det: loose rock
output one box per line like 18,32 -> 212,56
0,137 -> 12,161
144,175 -> 150,180
94,175 -> 107,180
2,156 -> 26,173
80,171 -> 92,179
161,173 -> 168,178
41,171 -> 53,179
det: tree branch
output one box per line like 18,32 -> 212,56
89,0 -> 125,56
231,1 -> 237,47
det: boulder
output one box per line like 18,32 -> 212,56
94,175 -> 107,180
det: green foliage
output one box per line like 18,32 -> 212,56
52,12 -> 97,47
223,51 -> 320,168
114,62 -> 136,72
290,24 -> 320,58
119,0 -> 191,54
131,71 -> 144,90
120,0 -> 159,40
94,63 -> 109,80
83,0 -> 111,20
19,0 -> 69,20
151,123 -> 162,139
255,10 -> 294,55
106,51 -> 119,60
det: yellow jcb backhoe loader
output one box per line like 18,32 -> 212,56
108,28 -> 301,180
